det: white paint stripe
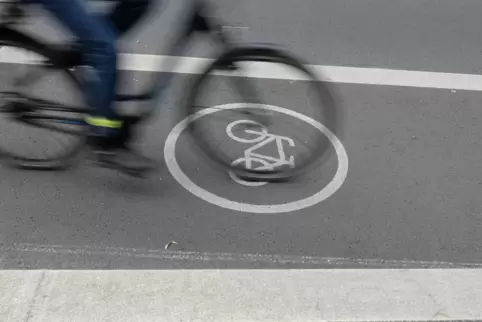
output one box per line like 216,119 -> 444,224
1,47 -> 481,91
3,242 -> 482,268
1,269 -> 482,321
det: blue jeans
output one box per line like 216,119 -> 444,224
32,0 -> 151,129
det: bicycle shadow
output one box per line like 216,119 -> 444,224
0,159 -> 173,199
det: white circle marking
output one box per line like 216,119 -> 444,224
164,103 -> 349,214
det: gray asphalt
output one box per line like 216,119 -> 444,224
19,0 -> 482,74
2,73 -> 482,268
2,0 -> 482,269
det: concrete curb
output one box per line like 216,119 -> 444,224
1,269 -> 481,321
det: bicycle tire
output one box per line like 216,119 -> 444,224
183,45 -> 342,182
0,28 -> 88,170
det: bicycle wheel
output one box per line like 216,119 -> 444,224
0,30 -> 89,170
184,45 -> 342,182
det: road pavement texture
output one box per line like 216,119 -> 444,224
2,0 -> 482,320
1,67 -> 482,268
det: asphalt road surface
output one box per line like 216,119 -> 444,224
1,0 -> 482,269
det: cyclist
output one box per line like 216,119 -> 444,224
30,0 -> 156,174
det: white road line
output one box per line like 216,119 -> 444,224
1,269 -> 482,321
1,47 -> 482,91
3,242 -> 482,268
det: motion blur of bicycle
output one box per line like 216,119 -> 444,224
0,0 -> 343,181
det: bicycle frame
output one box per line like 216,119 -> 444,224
0,0 -> 239,131
114,0 -> 235,104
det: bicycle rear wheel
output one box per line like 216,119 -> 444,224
0,30 -> 88,170
184,46 -> 342,182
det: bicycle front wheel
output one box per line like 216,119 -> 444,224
184,46 -> 342,182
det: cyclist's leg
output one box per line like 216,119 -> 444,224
99,0 -> 154,146
33,0 -> 156,173
33,0 -> 120,133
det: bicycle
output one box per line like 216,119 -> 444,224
0,0 -> 341,180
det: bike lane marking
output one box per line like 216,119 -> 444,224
164,103 -> 349,214
226,119 -> 296,187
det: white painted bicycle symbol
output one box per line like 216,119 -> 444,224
227,119 -> 296,186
